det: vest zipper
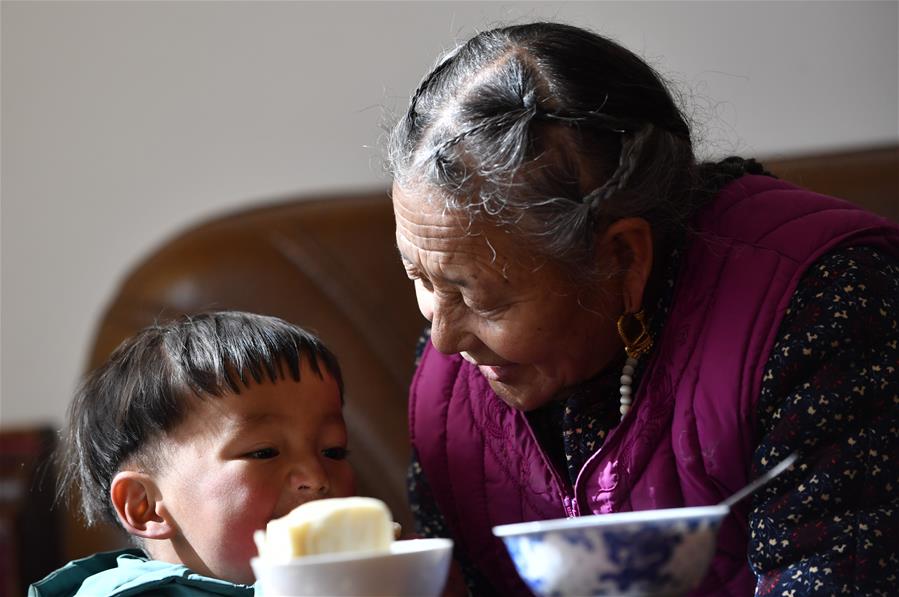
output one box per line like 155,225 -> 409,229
520,410 -> 579,518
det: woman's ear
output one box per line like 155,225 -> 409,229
596,217 -> 654,313
110,471 -> 174,540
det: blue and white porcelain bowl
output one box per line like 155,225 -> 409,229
493,505 -> 729,597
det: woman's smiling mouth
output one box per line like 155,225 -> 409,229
460,352 -> 518,382
478,364 -> 517,382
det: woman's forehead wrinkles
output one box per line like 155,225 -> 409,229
397,227 -> 502,280
397,227 -> 480,255
399,235 -> 490,266
393,186 -> 478,225
392,187 -> 518,281
395,212 -> 485,256
394,200 -> 470,235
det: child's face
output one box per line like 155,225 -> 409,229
152,358 -> 354,584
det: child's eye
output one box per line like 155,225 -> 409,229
322,447 -> 349,461
245,447 -> 279,460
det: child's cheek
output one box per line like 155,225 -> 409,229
216,467 -> 280,527
335,461 -> 356,497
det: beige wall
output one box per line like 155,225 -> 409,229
2,1 -> 898,426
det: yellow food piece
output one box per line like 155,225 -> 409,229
254,497 -> 393,560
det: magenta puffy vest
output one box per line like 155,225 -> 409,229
409,175 -> 899,595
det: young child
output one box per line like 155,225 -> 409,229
30,311 -> 356,596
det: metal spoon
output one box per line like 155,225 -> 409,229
720,452 -> 800,510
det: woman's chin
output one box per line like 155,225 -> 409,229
487,378 -> 557,412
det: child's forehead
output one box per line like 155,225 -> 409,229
167,374 -> 343,447
195,368 -> 341,416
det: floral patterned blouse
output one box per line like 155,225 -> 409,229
408,244 -> 898,596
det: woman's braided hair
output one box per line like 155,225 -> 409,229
388,22 -> 768,276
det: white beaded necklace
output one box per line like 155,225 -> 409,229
619,356 -> 638,420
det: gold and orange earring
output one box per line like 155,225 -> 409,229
616,309 -> 653,419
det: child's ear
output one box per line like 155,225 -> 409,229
110,471 -> 174,540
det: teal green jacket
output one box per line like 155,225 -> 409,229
29,549 -> 256,596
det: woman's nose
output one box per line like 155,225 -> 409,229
429,299 -> 475,355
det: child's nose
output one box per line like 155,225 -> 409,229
289,463 -> 330,496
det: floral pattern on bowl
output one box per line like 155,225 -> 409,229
493,505 -> 729,597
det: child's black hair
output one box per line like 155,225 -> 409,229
56,310 -> 343,526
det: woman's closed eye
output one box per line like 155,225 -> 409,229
412,275 -> 434,292
403,263 -> 432,288
465,298 -> 507,318
322,446 -> 350,460
467,301 -> 494,314
244,447 -> 280,460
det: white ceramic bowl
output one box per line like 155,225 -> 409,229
493,505 -> 729,597
251,537 -> 454,596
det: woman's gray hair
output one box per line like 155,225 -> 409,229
388,22 -> 706,275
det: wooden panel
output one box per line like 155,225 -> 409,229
0,428 -> 63,595
764,145 -> 898,222
69,193 -> 419,565
46,144 -> 897,574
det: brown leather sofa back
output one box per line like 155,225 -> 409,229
80,193 -> 422,557
71,145 -> 896,561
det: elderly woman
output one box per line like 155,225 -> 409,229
387,22 -> 898,597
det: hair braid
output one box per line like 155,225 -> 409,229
388,23 -> 705,276
392,50 -> 462,171
697,156 -> 774,198
407,51 -> 458,129
584,124 -> 655,211
427,90 -> 541,191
